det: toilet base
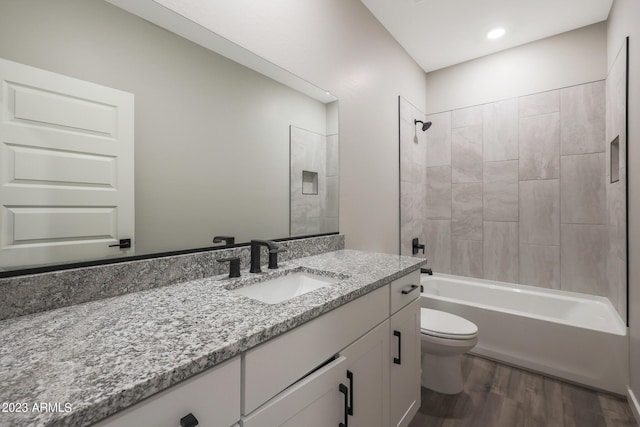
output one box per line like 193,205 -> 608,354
421,353 -> 464,394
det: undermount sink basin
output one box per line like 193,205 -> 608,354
231,271 -> 339,304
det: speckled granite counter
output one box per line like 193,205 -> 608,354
0,250 -> 425,427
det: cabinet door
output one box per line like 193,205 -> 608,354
242,356 -> 348,427
389,298 -> 421,427
340,320 -> 390,427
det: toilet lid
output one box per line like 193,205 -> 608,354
420,308 -> 478,339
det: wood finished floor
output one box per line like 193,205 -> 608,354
408,355 -> 638,427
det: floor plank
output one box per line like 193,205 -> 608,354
408,354 -> 637,427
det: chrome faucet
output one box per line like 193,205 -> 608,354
250,240 -> 284,273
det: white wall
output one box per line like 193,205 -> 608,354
608,0 -> 640,418
426,22 -> 607,114
148,0 -> 429,254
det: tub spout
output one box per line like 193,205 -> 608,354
421,267 -> 433,275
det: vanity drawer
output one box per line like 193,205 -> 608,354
389,270 -> 421,315
243,285 -> 389,415
93,356 -> 240,427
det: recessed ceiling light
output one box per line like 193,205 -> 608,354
487,28 -> 506,39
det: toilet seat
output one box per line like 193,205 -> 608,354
420,308 -> 478,340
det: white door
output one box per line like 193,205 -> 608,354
0,58 -> 134,269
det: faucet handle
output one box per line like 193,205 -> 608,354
217,257 -> 241,278
213,235 -> 235,245
267,247 -> 286,269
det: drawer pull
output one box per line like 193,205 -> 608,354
346,370 -> 354,416
401,284 -> 420,295
393,330 -> 402,365
339,383 -> 349,427
180,413 -> 199,427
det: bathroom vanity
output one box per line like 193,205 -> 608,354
0,250 -> 424,427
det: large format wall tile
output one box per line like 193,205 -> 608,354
560,153 -> 606,224
426,166 -> 452,220
400,183 -> 422,257
483,160 -> 518,221
400,99 -> 427,184
290,126 -> 326,236
605,42 -> 627,319
325,175 -> 339,218
399,97 -> 427,257
519,112 -> 560,180
519,179 -> 560,246
452,125 -> 483,183
607,223 -> 626,319
452,183 -> 483,241
452,239 -> 483,278
326,134 -> 339,177
607,141 -> 627,319
518,90 -> 559,118
561,224 -> 608,296
452,105 -> 483,128
426,111 -> 451,167
560,80 -> 605,155
606,43 -> 627,174
519,244 -> 560,288
483,221 -> 518,283
483,98 -> 518,161
425,220 -> 451,273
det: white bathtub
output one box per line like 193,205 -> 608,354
420,273 -> 629,395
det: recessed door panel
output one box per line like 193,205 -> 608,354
9,82 -> 117,136
7,144 -> 117,188
9,206 -> 117,242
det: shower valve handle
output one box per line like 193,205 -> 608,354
412,238 -> 425,255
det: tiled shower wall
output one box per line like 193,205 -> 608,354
606,41 -> 628,318
290,126 -> 339,236
400,75 -> 627,317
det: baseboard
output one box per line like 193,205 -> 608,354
628,386 -> 640,425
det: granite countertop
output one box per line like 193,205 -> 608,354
0,250 -> 425,427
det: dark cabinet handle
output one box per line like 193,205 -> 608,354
339,383 -> 349,427
401,284 -> 420,295
346,370 -> 354,416
180,413 -> 199,427
393,330 -> 402,365
108,238 -> 131,249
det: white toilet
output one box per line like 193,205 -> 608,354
420,308 -> 479,394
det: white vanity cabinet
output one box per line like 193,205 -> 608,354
242,285 -> 389,425
93,356 -> 241,427
92,267 -> 422,427
388,270 -> 422,427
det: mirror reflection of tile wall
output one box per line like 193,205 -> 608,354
290,126 -> 339,236
400,48 -> 627,318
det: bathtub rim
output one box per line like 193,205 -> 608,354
420,273 -> 627,336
